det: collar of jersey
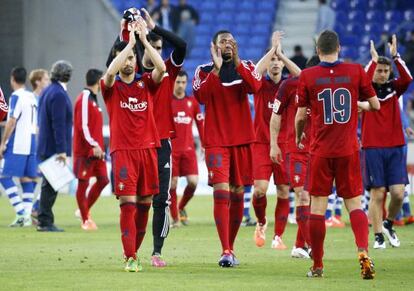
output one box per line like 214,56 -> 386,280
115,73 -> 142,84
319,60 -> 342,67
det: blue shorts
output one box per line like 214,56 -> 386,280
1,152 -> 38,178
362,146 -> 408,190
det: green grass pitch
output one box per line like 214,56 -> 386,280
1,194 -> 413,290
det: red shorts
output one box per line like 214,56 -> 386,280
307,151 -> 363,199
205,144 -> 253,186
286,152 -> 309,189
172,150 -> 198,177
73,156 -> 108,179
111,149 -> 159,196
253,143 -> 289,185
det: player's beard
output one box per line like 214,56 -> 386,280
121,66 -> 134,76
222,53 -> 232,62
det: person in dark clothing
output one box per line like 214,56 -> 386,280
290,45 -> 308,70
176,0 -> 199,56
36,60 -> 73,232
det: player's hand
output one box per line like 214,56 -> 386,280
141,8 -> 155,30
0,143 -> 5,160
56,152 -> 67,165
128,21 -> 138,46
228,39 -> 240,66
92,146 -> 105,160
296,132 -> 305,149
388,34 -> 398,57
406,127 -> 414,137
210,42 -> 223,73
370,40 -> 378,62
357,101 -> 371,112
270,144 -> 283,164
135,19 -> 148,44
271,31 -> 284,49
275,42 -> 283,57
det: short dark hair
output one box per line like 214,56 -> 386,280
177,70 -> 188,79
294,45 -> 302,52
377,56 -> 391,67
306,55 -> 320,68
11,67 -> 27,84
86,69 -> 103,86
147,32 -> 163,43
317,30 -> 339,55
113,41 -> 136,55
213,30 -> 232,44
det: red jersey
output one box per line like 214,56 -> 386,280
151,56 -> 182,139
297,61 -> 376,158
73,89 -> 104,157
361,57 -> 413,148
171,95 -> 204,152
274,77 -> 311,153
100,74 -> 160,153
0,86 -> 8,121
193,60 -> 262,147
254,76 -> 287,144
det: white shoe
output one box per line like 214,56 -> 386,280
271,235 -> 287,250
291,246 -> 310,259
373,239 -> 386,249
382,224 -> 400,247
23,215 -> 32,227
288,213 -> 296,224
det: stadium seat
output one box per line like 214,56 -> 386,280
240,1 -> 255,11
366,10 -> 385,23
257,1 -> 276,11
217,13 -> 233,24
201,1 -> 217,12
235,12 -> 252,23
368,0 -> 385,10
341,35 -> 359,46
256,12 -> 274,24
234,25 -> 250,35
382,22 -> 399,34
331,0 -> 349,11
196,25 -> 212,35
348,10 -> 365,22
251,25 -> 271,36
346,23 -> 364,35
349,0 -> 368,11
364,23 -> 382,36
334,23 -> 346,35
385,10 -> 403,22
220,1 -> 236,11
335,11 -> 348,24
340,46 -> 358,60
404,10 -> 414,22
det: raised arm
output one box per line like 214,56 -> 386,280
103,26 -> 137,88
276,44 -> 301,77
388,34 -> 413,95
256,31 -> 283,76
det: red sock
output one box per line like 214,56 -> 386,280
76,179 -> 89,222
309,214 -> 326,269
120,203 -> 137,259
179,185 -> 196,210
169,188 -> 178,221
252,195 -> 267,225
274,198 -> 289,237
229,192 -> 244,251
87,176 -> 109,210
349,209 -> 369,252
135,202 -> 151,253
213,190 -> 230,253
296,205 -> 311,247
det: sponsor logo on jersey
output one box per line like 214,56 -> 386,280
187,100 -> 192,108
136,80 -> 145,88
174,111 -> 192,124
118,182 -> 125,191
272,99 -> 281,113
120,97 -> 148,112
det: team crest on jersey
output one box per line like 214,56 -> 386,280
294,175 -> 300,183
209,171 -> 214,180
82,170 -> 87,177
187,100 -> 192,108
137,80 -> 145,88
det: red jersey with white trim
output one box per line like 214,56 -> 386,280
297,61 -> 376,158
151,56 -> 182,139
0,86 -> 8,121
171,95 -> 204,152
193,60 -> 262,147
274,77 -> 311,153
254,76 -> 287,144
73,89 -> 104,157
100,74 -> 160,152
361,57 -> 413,148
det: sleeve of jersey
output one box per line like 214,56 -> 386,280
81,91 -> 99,148
296,74 -> 310,107
393,57 -> 413,96
273,80 -> 289,115
193,65 -> 215,105
364,60 -> 377,80
359,65 -> 376,101
100,79 -> 113,100
166,57 -> 182,81
194,99 -> 205,146
0,87 -> 8,121
142,73 -> 159,95
236,61 -> 262,94
50,92 -> 68,154
8,94 -> 20,119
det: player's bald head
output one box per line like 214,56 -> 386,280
317,30 -> 340,55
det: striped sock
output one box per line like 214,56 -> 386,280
243,185 -> 252,218
0,178 -> 24,215
334,196 -> 343,217
289,191 -> 295,215
361,190 -> 370,214
21,181 -> 35,216
325,194 -> 335,219
402,191 -> 411,217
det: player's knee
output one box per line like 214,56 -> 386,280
137,195 -> 153,204
298,193 -> 310,205
187,178 -> 198,189
170,178 -> 178,190
277,188 -> 289,199
253,188 -> 266,198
